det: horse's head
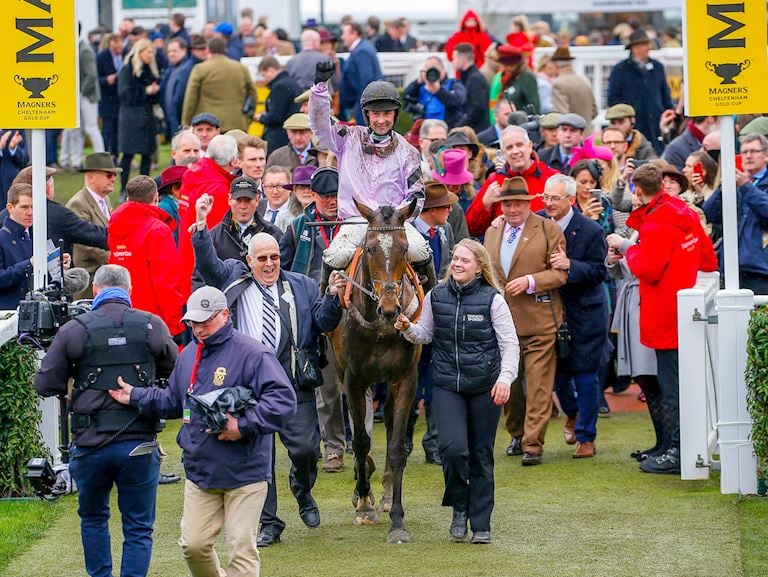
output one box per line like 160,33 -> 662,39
354,198 -> 417,319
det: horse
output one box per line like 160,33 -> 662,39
330,199 -> 423,544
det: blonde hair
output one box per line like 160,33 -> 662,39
442,238 -> 501,291
128,38 -> 159,78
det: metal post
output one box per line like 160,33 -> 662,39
720,115 -> 739,290
716,289 -> 758,495
31,129 -> 48,291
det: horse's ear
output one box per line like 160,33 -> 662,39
397,197 -> 419,223
354,198 -> 374,221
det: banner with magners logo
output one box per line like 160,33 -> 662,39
1,1 -> 78,128
684,0 -> 768,116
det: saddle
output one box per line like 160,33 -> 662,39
339,247 -> 424,322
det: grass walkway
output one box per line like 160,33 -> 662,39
3,411 -> 766,577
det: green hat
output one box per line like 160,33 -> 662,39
79,152 -> 122,173
741,117 -> 768,138
539,112 -> 561,129
605,104 -> 636,120
294,90 -> 310,104
283,113 -> 310,130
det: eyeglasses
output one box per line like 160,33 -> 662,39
255,253 -> 280,263
541,194 -> 568,202
741,148 -> 766,155
185,309 -> 222,328
264,184 -> 286,191
602,140 -> 626,146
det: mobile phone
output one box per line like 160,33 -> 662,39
735,154 -> 744,172
693,162 -> 704,178
589,189 -> 602,202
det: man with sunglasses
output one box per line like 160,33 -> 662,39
192,192 -> 346,547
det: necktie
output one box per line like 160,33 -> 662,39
257,284 -> 278,352
23,230 -> 30,240
269,209 -> 277,224
506,226 -> 520,245
428,227 -> 436,239
99,198 -> 110,220
114,54 -> 122,72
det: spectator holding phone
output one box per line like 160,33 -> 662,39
682,151 -> 719,204
570,159 -> 614,236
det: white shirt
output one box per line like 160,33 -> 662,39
403,290 -> 520,386
263,203 -> 288,225
87,186 -> 110,220
237,282 -> 282,346
554,206 -> 575,231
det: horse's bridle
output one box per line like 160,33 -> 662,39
346,224 -> 408,304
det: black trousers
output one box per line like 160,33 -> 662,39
655,349 -> 680,449
433,386 -> 501,533
260,390 -> 320,535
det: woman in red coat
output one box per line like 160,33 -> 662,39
445,11 -> 493,70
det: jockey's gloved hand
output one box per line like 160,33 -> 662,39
314,61 -> 335,84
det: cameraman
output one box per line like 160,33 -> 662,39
404,57 -> 467,129
34,264 -> 178,577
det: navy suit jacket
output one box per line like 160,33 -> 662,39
96,49 -> 121,115
160,56 -> 195,136
338,40 -> 383,124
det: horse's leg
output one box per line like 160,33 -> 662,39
346,373 -> 377,526
386,365 -> 418,544
380,390 -> 395,513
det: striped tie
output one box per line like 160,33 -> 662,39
257,284 -> 278,352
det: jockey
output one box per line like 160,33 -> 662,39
309,62 -> 436,292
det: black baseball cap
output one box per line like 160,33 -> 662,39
230,176 -> 260,199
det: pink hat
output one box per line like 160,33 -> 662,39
432,149 -> 474,186
571,135 -> 613,165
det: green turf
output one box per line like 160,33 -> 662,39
0,499 -> 62,572
2,410 -> 766,577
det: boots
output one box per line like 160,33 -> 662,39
631,375 -> 668,461
412,257 -> 437,293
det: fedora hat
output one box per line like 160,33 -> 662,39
284,165 -> 317,190
158,165 -> 187,194
661,163 -> 689,193
423,181 -> 459,209
79,152 -> 122,174
551,45 -> 574,61
497,176 -> 537,201
432,149 -> 474,186
625,29 -> 652,49
446,131 -> 480,159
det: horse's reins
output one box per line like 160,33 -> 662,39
338,270 -> 378,302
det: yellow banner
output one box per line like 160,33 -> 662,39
685,0 -> 768,116
0,1 -> 78,128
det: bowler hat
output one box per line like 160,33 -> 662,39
497,176 -> 537,201
283,113 -> 310,131
182,286 -> 228,323
284,165 -> 317,190
230,176 -> 260,199
496,44 -> 523,65
423,181 -> 459,209
551,46 -> 574,61
158,165 -> 187,194
79,152 -> 122,174
310,167 -> 338,196
625,29 -> 652,49
432,149 -> 474,186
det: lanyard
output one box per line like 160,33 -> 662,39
186,342 -> 204,395
316,217 -> 337,249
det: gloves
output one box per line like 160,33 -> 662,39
314,61 -> 335,85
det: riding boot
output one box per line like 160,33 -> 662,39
320,262 -> 336,294
413,258 -> 437,293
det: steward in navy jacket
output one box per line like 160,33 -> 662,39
0,216 -> 32,310
131,320 -> 296,489
192,226 -> 343,387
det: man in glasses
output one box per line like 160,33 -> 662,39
109,283 -> 296,577
191,192 -> 346,547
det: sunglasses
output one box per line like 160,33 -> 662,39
185,309 -> 222,328
255,253 -> 280,263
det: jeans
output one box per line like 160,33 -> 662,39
553,369 -> 600,442
656,349 -> 680,448
69,439 -> 160,577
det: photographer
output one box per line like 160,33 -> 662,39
34,264 -> 178,577
110,285 -> 296,577
404,57 -> 467,129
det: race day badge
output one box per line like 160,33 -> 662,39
0,1 -> 78,128
213,367 -> 227,387
684,0 -> 768,116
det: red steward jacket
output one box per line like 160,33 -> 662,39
108,201 -> 185,336
626,193 -> 718,350
465,154 -> 555,237
177,158 -> 234,299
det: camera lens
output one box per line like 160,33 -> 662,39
425,67 -> 440,83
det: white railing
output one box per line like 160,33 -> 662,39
678,280 -> 760,495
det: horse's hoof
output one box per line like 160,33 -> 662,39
353,511 -> 378,526
353,492 -> 375,508
387,528 -> 411,544
380,497 -> 392,513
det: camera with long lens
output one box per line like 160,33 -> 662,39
425,67 -> 441,83
506,102 -> 542,148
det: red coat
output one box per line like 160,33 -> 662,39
465,155 -> 555,237
177,158 -> 234,299
108,201 -> 185,336
626,193 -> 718,350
445,10 -> 493,69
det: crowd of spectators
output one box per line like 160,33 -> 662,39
2,6 -> 767,571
